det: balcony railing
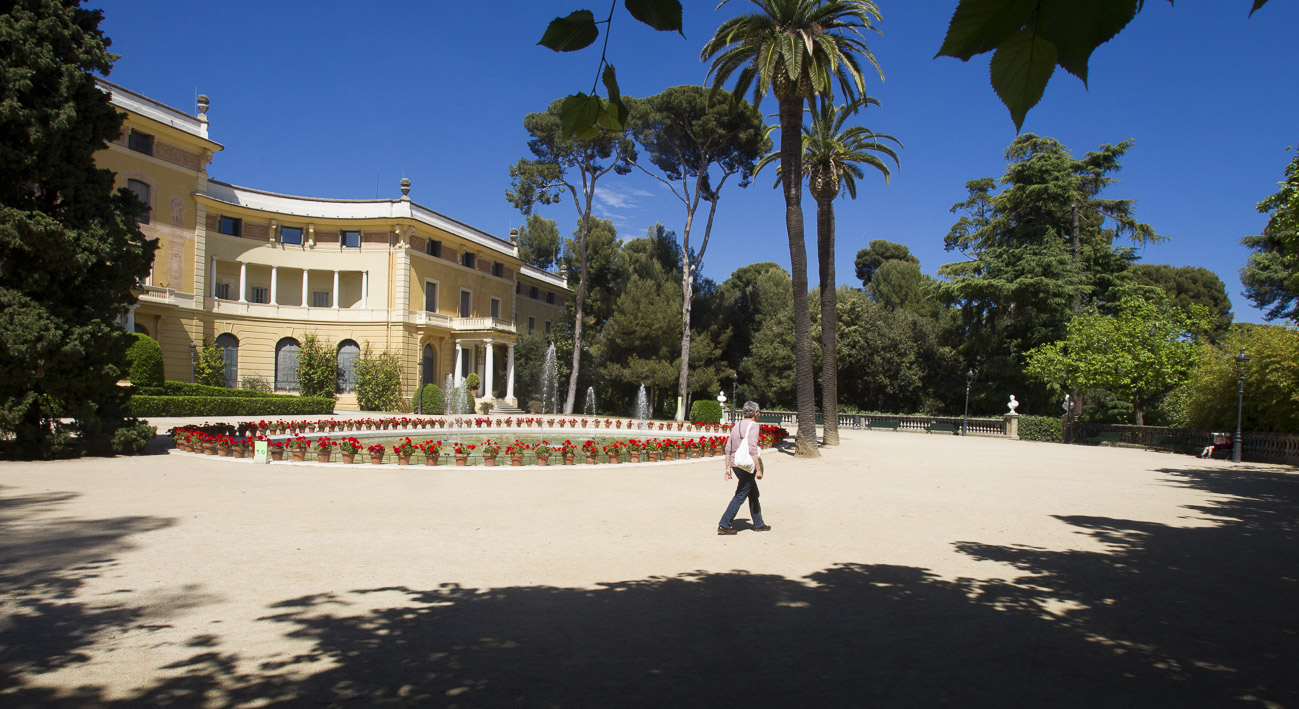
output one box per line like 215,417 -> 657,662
451,317 -> 516,333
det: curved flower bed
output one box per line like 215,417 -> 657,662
168,417 -> 791,467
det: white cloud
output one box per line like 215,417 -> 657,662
594,185 -> 655,210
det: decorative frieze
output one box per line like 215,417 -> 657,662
410,235 -> 427,252
243,223 -> 269,240
155,141 -> 203,171
362,231 -> 388,245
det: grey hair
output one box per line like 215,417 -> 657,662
742,401 -> 760,418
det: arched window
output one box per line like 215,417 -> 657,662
275,337 -> 300,392
133,323 -> 149,336
336,340 -> 360,393
422,344 -> 436,388
215,333 -> 239,389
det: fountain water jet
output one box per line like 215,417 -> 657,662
584,386 -> 597,416
634,384 -> 650,426
539,342 -> 559,415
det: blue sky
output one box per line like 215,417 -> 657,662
95,1 -> 1298,324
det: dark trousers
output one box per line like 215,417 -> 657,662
719,467 -> 764,529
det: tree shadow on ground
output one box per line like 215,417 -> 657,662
3,463 -> 1296,707
0,486 -> 175,703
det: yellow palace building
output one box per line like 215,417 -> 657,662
95,79 -> 567,410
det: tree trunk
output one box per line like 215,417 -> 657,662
1134,395 -> 1144,426
677,261 -> 693,421
564,200 -> 594,415
1071,199 -> 1082,314
779,96 -> 820,458
817,195 -> 839,446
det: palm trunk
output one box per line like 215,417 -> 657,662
817,195 -> 839,446
779,96 -> 819,458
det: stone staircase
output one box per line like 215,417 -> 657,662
490,400 -> 527,415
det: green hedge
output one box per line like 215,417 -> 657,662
1018,415 -> 1062,442
137,381 -> 284,398
128,395 -> 336,417
689,399 -> 723,423
415,384 -> 444,414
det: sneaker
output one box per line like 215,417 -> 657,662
754,525 -> 772,532
717,526 -> 738,535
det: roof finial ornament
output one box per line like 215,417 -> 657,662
509,227 -> 519,245
400,177 -> 411,200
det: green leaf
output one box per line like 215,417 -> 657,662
1036,0 -> 1140,83
989,29 -> 1057,131
602,64 -> 621,105
597,95 -> 629,132
936,0 -> 1034,61
559,93 -> 604,138
624,0 -> 684,35
538,10 -> 599,52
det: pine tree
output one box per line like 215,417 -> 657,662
0,0 -> 156,457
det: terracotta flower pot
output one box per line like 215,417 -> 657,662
232,447 -> 246,459
483,455 -> 497,467
455,454 -> 468,466
341,451 -> 356,464
535,455 -> 550,466
370,453 -> 384,465
607,454 -> 620,464
511,454 -> 523,466
397,454 -> 412,466
629,452 -> 641,463
664,451 -> 676,461
425,453 -> 439,466
563,453 -> 575,465
648,451 -> 659,462
203,443 -> 216,455
292,450 -> 306,462
585,454 -> 598,465
270,449 -> 284,461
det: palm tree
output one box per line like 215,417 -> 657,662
803,96 -> 900,445
702,0 -> 883,457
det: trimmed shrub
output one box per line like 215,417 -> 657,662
128,395 -> 335,417
528,400 -> 543,414
194,342 -> 225,387
241,375 -> 273,393
137,381 -> 281,398
111,421 -> 157,455
414,384 -> 444,414
1019,415 -> 1062,442
465,372 -> 481,391
126,333 -> 164,386
689,399 -> 723,424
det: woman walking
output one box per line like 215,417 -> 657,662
718,401 -> 770,535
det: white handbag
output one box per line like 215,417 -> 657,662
733,421 -> 756,470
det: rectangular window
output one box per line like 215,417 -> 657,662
312,290 -> 331,308
218,216 -> 242,236
461,252 -> 476,269
280,226 -> 303,245
341,230 -> 360,248
459,290 -> 471,317
529,286 -> 539,299
545,320 -> 552,333
490,297 -> 501,319
546,291 -> 555,305
251,286 -> 269,304
424,282 -> 438,312
126,179 -> 150,224
528,316 -> 535,334
128,129 -> 154,155
213,282 -> 230,300
516,281 -> 522,294
426,239 -> 442,257
492,262 -> 504,278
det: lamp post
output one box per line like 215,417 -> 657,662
188,342 -> 197,383
731,373 -> 737,420
962,368 -> 974,436
1233,348 -> 1250,463
416,354 -> 425,414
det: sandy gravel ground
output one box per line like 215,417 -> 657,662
2,427 -> 1296,707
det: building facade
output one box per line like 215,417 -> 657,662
97,79 -> 568,410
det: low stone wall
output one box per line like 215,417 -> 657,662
733,410 -> 1016,438
1069,422 -> 1299,466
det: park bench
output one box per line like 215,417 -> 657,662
757,414 -> 782,424
1146,435 -> 1189,453
1083,431 -> 1124,446
927,422 -> 960,434
867,420 -> 901,432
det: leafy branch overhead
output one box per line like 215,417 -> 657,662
936,0 -> 1272,130
539,0 -> 685,138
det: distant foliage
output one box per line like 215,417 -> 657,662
193,342 -> 226,388
354,344 -> 403,412
241,375 -> 272,394
111,421 -> 156,455
296,333 -> 337,400
126,334 -> 164,387
690,399 -> 722,423
1018,415 -> 1062,443
1178,324 -> 1299,433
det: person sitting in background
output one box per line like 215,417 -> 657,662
1201,432 -> 1232,459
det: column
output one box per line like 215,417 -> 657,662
210,257 -> 218,297
483,339 -> 494,398
125,306 -> 135,332
506,344 -> 515,400
238,262 -> 247,302
270,266 -> 278,305
301,268 -> 309,307
332,270 -> 340,309
453,341 -> 463,382
360,270 -> 368,308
